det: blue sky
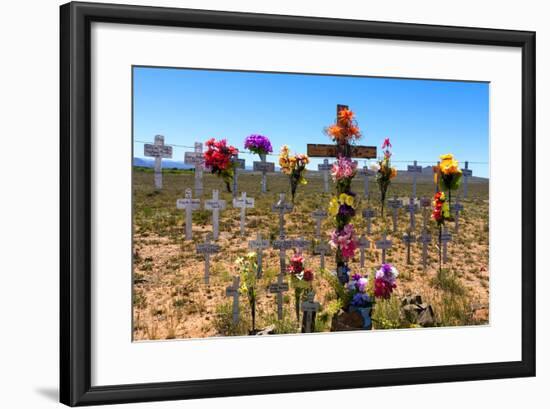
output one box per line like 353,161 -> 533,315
133,66 -> 489,177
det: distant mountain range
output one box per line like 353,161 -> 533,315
133,157 -> 193,169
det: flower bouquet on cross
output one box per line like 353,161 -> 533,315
278,145 -> 309,203
431,191 -> 451,276
203,138 -> 239,192
371,138 -> 397,217
434,153 -> 462,210
287,252 -> 314,321
244,134 -> 273,161
235,252 -> 259,333
329,223 -> 359,284
325,107 -> 362,153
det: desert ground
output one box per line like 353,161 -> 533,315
132,167 -> 489,340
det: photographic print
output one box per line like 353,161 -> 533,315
132,66 -> 489,341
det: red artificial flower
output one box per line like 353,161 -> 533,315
374,277 -> 396,299
303,269 -> 314,282
382,138 -> 392,149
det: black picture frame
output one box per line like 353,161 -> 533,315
60,1 -> 536,406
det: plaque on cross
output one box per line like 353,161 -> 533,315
360,165 -> 375,199
271,193 -> 293,236
358,234 -> 370,268
144,134 -> 173,189
387,197 -> 403,233
301,291 -> 321,333
204,189 -> 226,240
407,160 -> 422,198
230,154 -> 245,199
291,237 -> 309,253
311,209 -> 328,239
253,158 -> 275,193
440,227 -> 453,263
419,230 -> 432,270
196,234 -> 220,284
362,208 -> 376,235
402,232 -> 416,265
317,159 -> 332,193
184,142 -> 205,197
268,271 -> 289,320
452,201 -> 464,234
273,235 -> 294,273
225,276 -> 240,324
233,192 -> 255,236
405,197 -> 418,230
375,233 -> 392,264
176,188 -> 201,240
248,232 -> 270,278
461,161 -> 473,198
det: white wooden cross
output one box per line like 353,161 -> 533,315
233,192 -> 255,236
230,155 -> 245,199
452,200 -> 464,234
314,241 -> 330,270
204,189 -> 226,240
272,235 -> 294,274
461,161 -> 473,198
196,234 -> 220,284
420,197 -> 431,230
225,276 -> 240,324
144,134 -> 173,189
407,160 -> 422,198
318,159 -> 332,193
291,237 -> 309,254
301,291 -> 320,333
271,193 -> 293,236
440,227 -> 453,263
176,188 -> 200,240
362,208 -> 376,235
269,270 -> 289,320
248,232 -> 270,278
311,209 -> 328,238
360,165 -> 375,198
387,197 -> 403,233
402,232 -> 416,265
405,197 -> 418,230
358,234 -> 370,268
184,142 -> 205,197
419,229 -> 432,270
375,233 -> 392,264
253,157 -> 275,193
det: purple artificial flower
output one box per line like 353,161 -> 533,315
350,292 -> 371,308
351,273 -> 362,281
338,204 -> 356,217
244,134 -> 273,154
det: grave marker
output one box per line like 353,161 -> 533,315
420,197 -> 431,230
233,192 -> 255,236
405,197 -> 418,230
184,142 -> 205,197
362,208 -> 376,235
314,241 -> 329,270
407,160 -> 422,198
176,188 -> 200,240
318,159 -> 332,193
269,270 -> 289,320
360,165 -> 375,198
358,234 -> 370,268
196,234 -> 220,284
230,154 -> 245,199
440,227 -> 452,263
402,232 -> 416,265
204,189 -> 226,240
291,237 -> 309,253
375,233 -> 392,264
271,193 -> 293,236
248,232 -> 270,278
311,209 -> 328,239
253,157 -> 275,193
301,291 -> 320,333
452,201 -> 464,234
144,134 -> 173,189
461,161 -> 473,198
273,235 -> 294,273
419,230 -> 432,270
387,197 -> 403,233
225,276 -> 240,324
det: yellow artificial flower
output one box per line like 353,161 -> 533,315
439,153 -> 462,176
390,167 -> 397,179
328,197 -> 339,216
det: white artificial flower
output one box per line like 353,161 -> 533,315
391,266 -> 399,277
369,163 -> 380,172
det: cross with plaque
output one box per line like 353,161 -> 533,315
375,233 -> 392,264
405,197 -> 418,230
440,227 -> 452,263
253,157 -> 275,193
176,188 -> 200,240
358,234 -> 370,268
360,165 -> 375,199
407,160 -> 422,198
269,270 -> 289,320
301,291 -> 320,333
233,192 -> 255,236
273,234 -> 294,274
318,159 -> 332,193
184,142 -> 205,197
248,232 -> 270,278
272,193 -> 293,236
387,197 -> 403,233
204,189 -> 226,240
196,234 -> 220,284
461,161 -> 473,198
420,197 -> 431,230
362,208 -> 376,235
225,276 -> 240,324
144,134 -> 173,189
402,231 -> 416,265
419,229 -> 432,270
452,200 -> 464,234
291,237 -> 309,254
230,154 -> 245,199
314,241 -> 329,270
311,209 -> 328,238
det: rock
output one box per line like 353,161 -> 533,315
400,295 -> 435,327
252,324 -> 276,336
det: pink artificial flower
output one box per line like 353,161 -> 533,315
382,138 -> 392,149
